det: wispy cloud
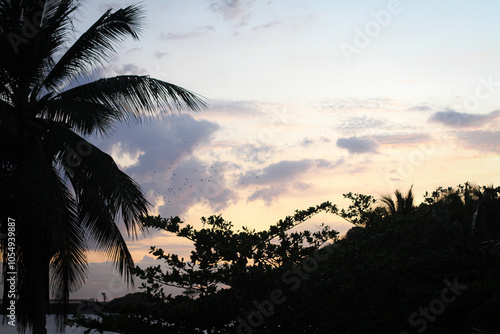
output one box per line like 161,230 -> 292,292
407,105 -> 432,112
247,185 -> 287,205
322,97 -> 394,112
231,143 -> 274,164
239,159 -> 343,204
206,99 -> 266,117
373,133 -> 433,146
300,137 -> 314,147
155,51 -> 169,59
161,25 -> 215,40
428,109 -> 500,128
336,136 -> 379,154
336,115 -> 386,132
457,130 -> 500,154
96,2 -> 123,12
299,137 -> 330,148
238,159 -> 337,185
114,63 -> 147,75
251,20 -> 281,31
208,0 -> 256,21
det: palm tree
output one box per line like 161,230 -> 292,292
0,1 -> 206,333
380,186 -> 414,215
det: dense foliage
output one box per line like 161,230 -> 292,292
72,184 -> 500,334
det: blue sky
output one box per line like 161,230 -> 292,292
48,0 -> 500,299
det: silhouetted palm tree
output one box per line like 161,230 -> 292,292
0,1 -> 206,333
380,186 -> 414,215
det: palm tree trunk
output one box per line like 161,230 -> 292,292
32,235 -> 48,334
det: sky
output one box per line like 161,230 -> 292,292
30,0 -> 500,299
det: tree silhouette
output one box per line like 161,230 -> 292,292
70,184 -> 500,334
380,185 -> 414,215
0,1 -> 206,333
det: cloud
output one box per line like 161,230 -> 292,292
323,97 -> 394,112
300,137 -> 314,147
457,130 -> 500,154
99,114 -> 218,168
239,159 -> 343,205
152,158 -> 239,216
247,182 -> 313,206
76,62 -> 148,81
247,186 -> 287,205
161,26 -> 215,40
238,159 -> 338,186
373,133 -> 433,146
208,0 -> 256,21
251,21 -> 281,31
94,114 -> 238,217
59,62 -> 144,91
155,52 -> 169,59
299,137 -> 330,148
428,109 -> 500,128
407,105 -> 432,112
125,47 -> 142,55
114,63 -> 147,75
336,136 -> 379,154
207,99 -> 265,117
336,115 -> 386,132
232,143 -> 274,164
96,2 -> 122,12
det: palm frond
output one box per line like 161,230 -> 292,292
380,195 -> 396,215
49,121 -> 150,236
82,209 -> 136,284
54,75 -> 207,121
49,122 -> 140,283
1,2 -> 209,332
10,137 -> 87,333
0,87 -> 12,107
380,186 -> 414,215
48,176 -> 88,332
0,1 -> 77,100
394,189 -> 404,213
33,0 -> 79,85
405,185 -> 414,212
43,98 -> 121,136
42,4 -> 144,91
51,232 -> 88,332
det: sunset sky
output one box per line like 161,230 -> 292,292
64,0 -> 500,299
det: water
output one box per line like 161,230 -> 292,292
1,315 -> 118,333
